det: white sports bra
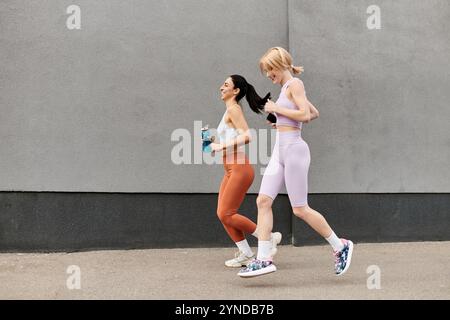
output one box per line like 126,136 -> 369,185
217,111 -> 240,145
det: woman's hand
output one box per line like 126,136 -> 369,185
210,143 -> 224,153
266,120 -> 277,129
307,100 -> 319,122
264,100 -> 279,113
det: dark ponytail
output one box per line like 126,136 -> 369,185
230,74 -> 271,114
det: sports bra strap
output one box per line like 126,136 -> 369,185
281,78 -> 297,91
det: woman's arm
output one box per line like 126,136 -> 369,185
210,106 -> 252,152
305,100 -> 319,123
264,79 -> 311,122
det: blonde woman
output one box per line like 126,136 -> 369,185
238,47 -> 353,278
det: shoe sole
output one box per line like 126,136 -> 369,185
225,258 -> 254,268
336,240 -> 354,277
225,263 -> 245,268
225,262 -> 250,268
238,264 -> 277,278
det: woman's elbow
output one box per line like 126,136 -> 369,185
297,109 -> 310,122
299,114 -> 311,122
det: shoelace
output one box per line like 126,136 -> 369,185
246,259 -> 261,270
334,251 -> 342,267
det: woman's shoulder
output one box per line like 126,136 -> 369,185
288,77 -> 305,92
226,104 -> 245,125
227,104 -> 244,116
291,77 -> 304,86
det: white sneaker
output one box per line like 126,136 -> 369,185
238,259 -> 277,278
225,251 -> 255,268
270,232 -> 282,258
334,239 -> 354,276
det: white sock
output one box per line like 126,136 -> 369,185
236,239 -> 253,257
325,231 -> 344,252
252,230 -> 275,240
257,241 -> 272,261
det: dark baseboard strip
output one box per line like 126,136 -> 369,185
0,192 -> 448,252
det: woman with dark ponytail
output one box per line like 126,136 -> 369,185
210,75 -> 282,268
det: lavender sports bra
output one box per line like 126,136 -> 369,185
274,78 -> 303,129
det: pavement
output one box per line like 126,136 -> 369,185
0,241 -> 449,299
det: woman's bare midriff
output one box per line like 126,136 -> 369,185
276,125 -> 301,132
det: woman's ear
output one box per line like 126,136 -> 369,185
233,87 -> 240,96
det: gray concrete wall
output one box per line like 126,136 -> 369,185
0,0 -> 288,192
289,0 -> 450,192
1,0 -> 449,193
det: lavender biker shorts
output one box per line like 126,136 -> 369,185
259,130 -> 311,207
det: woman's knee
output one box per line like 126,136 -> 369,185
217,208 -> 234,223
256,195 -> 273,210
293,205 -> 309,220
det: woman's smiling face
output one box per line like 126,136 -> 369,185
264,66 -> 284,85
219,77 -> 238,101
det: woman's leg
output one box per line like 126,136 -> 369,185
292,205 -> 333,239
284,142 -> 353,275
238,150 -> 285,277
217,166 -> 241,241
256,147 -> 285,260
217,161 -> 256,242
256,148 -> 285,242
255,195 -> 274,241
217,161 -> 257,267
283,142 -> 340,245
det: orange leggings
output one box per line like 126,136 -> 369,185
217,152 -> 257,242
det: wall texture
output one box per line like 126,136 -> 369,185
0,0 -> 288,192
2,0 -> 447,193
289,0 -> 450,193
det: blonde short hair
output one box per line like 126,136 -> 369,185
259,47 -> 304,75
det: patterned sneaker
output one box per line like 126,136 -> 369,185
270,232 -> 282,258
237,259 -> 277,278
225,251 -> 254,268
334,239 -> 354,276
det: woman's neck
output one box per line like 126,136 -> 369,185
280,72 -> 294,86
225,99 -> 238,109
